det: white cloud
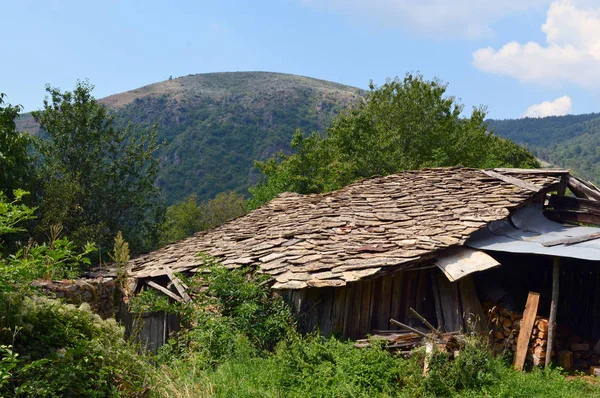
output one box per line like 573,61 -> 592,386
301,0 -> 550,39
523,95 -> 572,118
473,1 -> 600,87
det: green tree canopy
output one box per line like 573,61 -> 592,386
249,74 -> 539,208
32,81 -> 164,254
159,191 -> 247,246
0,94 -> 33,197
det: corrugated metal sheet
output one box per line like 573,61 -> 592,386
466,205 -> 600,261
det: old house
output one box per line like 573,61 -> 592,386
108,167 -> 600,367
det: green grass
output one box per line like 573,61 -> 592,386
150,336 -> 600,398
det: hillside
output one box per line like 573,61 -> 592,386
16,72 -> 364,204
488,113 -> 600,184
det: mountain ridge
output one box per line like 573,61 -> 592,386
16,72 -> 365,204
16,71 -> 600,202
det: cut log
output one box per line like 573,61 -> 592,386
514,292 -> 540,371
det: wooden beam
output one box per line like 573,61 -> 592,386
389,319 -> 428,338
514,292 -> 540,371
147,281 -> 184,303
164,266 -> 192,303
493,168 -> 569,175
557,175 -> 569,196
544,209 -> 600,225
568,176 -> 600,201
541,232 -> 600,247
482,170 -> 542,192
409,307 -> 439,335
547,194 -> 600,214
546,259 -> 560,368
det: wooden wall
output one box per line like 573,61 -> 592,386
118,302 -> 180,354
283,268 -> 434,339
283,268 -> 487,339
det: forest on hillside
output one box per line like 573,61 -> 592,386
489,113 -> 600,185
16,72 -> 365,205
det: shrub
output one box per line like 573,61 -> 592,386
0,297 -> 154,397
157,259 -> 295,369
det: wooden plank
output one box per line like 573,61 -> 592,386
514,291 -> 540,371
331,286 -> 346,335
436,272 -> 463,332
558,175 -> 569,196
402,271 -> 418,326
368,279 -> 376,334
164,265 -> 192,303
541,232 -> 600,247
458,275 -> 488,334
349,281 -> 363,339
546,259 -> 560,368
409,307 -> 438,334
389,272 -> 404,330
430,269 -> 444,330
482,169 -> 543,192
389,319 -> 428,337
547,194 -> 600,215
377,275 -> 393,330
342,285 -> 353,337
146,281 -> 184,303
568,176 -> 600,201
358,280 -> 372,337
319,289 -> 334,337
414,269 -> 429,321
544,209 -> 600,225
494,168 -> 569,175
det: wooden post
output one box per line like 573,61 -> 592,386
546,258 -> 560,368
557,175 -> 568,196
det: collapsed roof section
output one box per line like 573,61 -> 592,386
119,167 -> 567,289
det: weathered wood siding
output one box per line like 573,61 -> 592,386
284,268 -> 487,339
284,268 -> 438,339
119,302 -> 180,353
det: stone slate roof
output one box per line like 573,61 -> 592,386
124,167 -> 565,289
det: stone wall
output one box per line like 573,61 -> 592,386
31,277 -> 118,319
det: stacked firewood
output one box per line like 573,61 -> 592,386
484,301 -> 552,366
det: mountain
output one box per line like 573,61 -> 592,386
488,113 -> 600,184
16,72 -> 364,204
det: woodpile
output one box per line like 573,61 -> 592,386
485,301 -> 552,366
485,301 -> 600,372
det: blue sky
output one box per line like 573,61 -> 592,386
2,0 -> 599,119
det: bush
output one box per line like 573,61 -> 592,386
423,337 -> 498,397
0,297 -> 154,397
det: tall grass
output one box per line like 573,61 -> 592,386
145,264 -> 600,398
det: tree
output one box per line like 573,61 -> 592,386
249,73 -> 539,208
32,81 -> 164,254
159,191 -> 247,246
0,94 -> 33,197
